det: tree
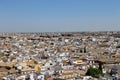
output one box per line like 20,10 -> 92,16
84,47 -> 86,53
86,67 -> 103,78
80,49 -> 82,53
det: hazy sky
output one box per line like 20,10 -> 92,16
0,0 -> 120,32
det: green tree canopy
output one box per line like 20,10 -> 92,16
86,67 -> 103,78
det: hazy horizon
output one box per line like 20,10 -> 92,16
0,0 -> 120,32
